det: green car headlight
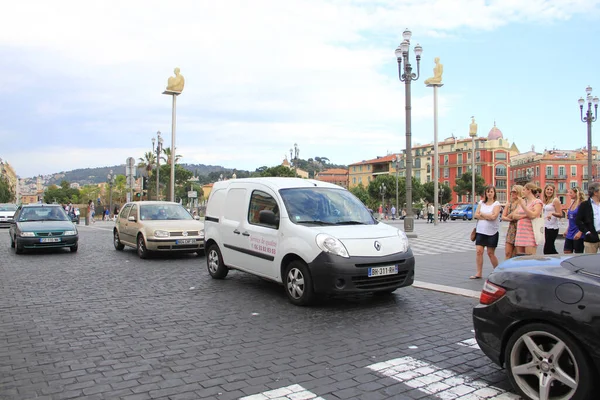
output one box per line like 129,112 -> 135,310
64,230 -> 77,236
20,232 -> 36,237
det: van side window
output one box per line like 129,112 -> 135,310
248,190 -> 279,228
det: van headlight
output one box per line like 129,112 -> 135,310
315,234 -> 349,258
397,230 -> 409,253
154,230 -> 170,238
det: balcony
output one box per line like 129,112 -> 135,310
558,175 -> 567,180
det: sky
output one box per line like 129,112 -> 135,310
2,0 -> 600,178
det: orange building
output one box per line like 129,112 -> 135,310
315,168 -> 349,188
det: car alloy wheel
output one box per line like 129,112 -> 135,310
284,261 -> 315,306
206,244 -> 228,279
113,230 -> 125,250
137,234 -> 149,259
505,323 -> 592,400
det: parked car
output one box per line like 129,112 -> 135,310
449,204 -> 473,220
204,177 -> 415,306
473,254 -> 600,400
0,203 -> 18,228
113,201 -> 205,259
9,204 -> 79,254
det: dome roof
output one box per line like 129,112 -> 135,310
488,122 -> 503,140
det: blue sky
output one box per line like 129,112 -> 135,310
2,0 -> 600,178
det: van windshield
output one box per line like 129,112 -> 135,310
279,188 -> 376,225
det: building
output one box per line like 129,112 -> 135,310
314,168 -> 349,188
511,147 -> 598,204
0,158 -> 18,202
282,157 -> 309,179
348,122 -> 519,204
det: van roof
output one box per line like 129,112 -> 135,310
212,177 -> 342,191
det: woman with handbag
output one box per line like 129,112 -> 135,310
470,185 -> 501,280
501,184 -> 523,259
511,182 -> 543,256
542,184 -> 563,254
564,186 -> 585,254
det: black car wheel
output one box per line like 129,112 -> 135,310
10,234 -> 15,248
206,244 -> 228,279
137,234 -> 149,259
462,215 -> 467,221
70,244 -> 78,253
15,237 -> 23,254
505,323 -> 593,400
113,230 -> 125,250
284,260 -> 315,306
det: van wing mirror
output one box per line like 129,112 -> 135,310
259,210 -> 278,227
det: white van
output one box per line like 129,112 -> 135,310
204,177 -> 415,306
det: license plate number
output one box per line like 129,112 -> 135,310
40,238 -> 61,243
368,265 -> 398,277
176,239 -> 196,245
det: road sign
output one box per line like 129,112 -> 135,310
188,191 -> 197,198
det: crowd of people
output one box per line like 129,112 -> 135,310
471,182 -> 599,279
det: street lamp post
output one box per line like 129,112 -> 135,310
380,183 -> 386,219
394,154 -> 400,218
152,131 -> 163,201
395,29 -> 422,234
290,143 -> 300,176
579,86 -> 599,186
107,169 -> 115,219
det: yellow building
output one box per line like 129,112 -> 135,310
0,158 -> 18,202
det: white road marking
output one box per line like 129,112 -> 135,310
239,384 -> 325,400
367,356 -> 519,399
457,338 -> 480,349
413,281 -> 481,299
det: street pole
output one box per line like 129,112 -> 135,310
380,183 -> 386,218
579,86 -> 599,187
395,155 -> 400,218
395,29 -> 422,234
469,117 -> 477,216
170,94 -> 176,202
427,81 -> 443,225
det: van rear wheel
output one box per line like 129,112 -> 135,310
207,244 -> 228,279
284,261 -> 315,306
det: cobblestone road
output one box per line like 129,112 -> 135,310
0,224 -> 517,400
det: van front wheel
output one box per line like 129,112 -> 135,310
284,261 -> 315,306
207,244 -> 228,279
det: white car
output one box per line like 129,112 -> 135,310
204,178 -> 415,306
0,203 -> 17,228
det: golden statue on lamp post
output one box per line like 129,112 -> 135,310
424,57 -> 443,85
165,67 -> 185,93
163,67 -> 185,201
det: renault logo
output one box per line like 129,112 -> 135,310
374,241 -> 381,251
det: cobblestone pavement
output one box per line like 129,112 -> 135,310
0,223 -> 518,400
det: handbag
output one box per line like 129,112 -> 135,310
470,227 -> 477,242
532,216 -> 545,246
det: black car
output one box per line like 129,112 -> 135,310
473,255 -> 600,400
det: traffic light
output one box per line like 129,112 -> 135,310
136,193 -> 141,198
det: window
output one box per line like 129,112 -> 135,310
457,167 -> 462,177
571,166 -> 577,176
583,181 -> 589,191
359,165 -> 363,172
495,165 -> 507,176
497,191 -> 506,203
571,181 -> 577,188
368,165 -> 371,171
444,155 -> 449,165
248,190 -> 279,228
352,177 -> 356,184
353,166 -> 356,172
415,158 -> 421,168
476,166 -> 482,175
476,151 -> 480,160
536,166 -> 539,177
457,154 -> 463,164
584,166 -> 589,177
415,171 -> 421,179
129,205 -> 138,220
444,168 -> 449,178
359,177 -> 362,184
495,180 -> 507,189
559,196 -> 565,204
119,204 -> 133,220
467,152 -> 471,160
495,152 -> 507,160
426,164 -> 431,173
546,166 -> 553,176
558,182 -> 566,193
558,166 -> 565,176
427,175 -> 430,182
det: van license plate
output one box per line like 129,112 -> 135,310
176,239 -> 196,245
368,265 -> 398,277
40,238 -> 61,243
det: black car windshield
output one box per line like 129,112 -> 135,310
139,204 -> 193,221
0,204 -> 17,212
18,207 -> 70,222
280,187 -> 375,225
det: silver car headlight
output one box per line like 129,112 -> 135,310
64,230 -> 77,236
20,232 -> 35,237
154,230 -> 170,238
315,233 -> 349,258
397,230 -> 409,253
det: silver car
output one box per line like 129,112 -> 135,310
0,203 -> 17,228
113,201 -> 204,259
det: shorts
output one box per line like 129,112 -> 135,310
564,238 -> 584,253
475,232 -> 499,248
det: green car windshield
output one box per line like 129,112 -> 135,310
18,207 -> 70,222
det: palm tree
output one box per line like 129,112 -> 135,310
138,152 -> 156,179
161,147 -> 182,165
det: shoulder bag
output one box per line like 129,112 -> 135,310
532,200 -> 545,246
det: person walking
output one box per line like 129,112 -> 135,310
391,205 -> 396,220
501,185 -> 523,259
564,187 -> 585,254
542,184 -> 563,254
511,183 -> 543,256
575,182 -> 600,253
427,203 -> 434,223
470,185 -> 501,279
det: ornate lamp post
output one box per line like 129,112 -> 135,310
395,29 -> 422,233
107,169 -> 115,219
579,86 -> 599,186
394,154 -> 401,218
152,131 -> 163,201
290,143 -> 300,176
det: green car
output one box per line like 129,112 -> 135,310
9,204 -> 79,254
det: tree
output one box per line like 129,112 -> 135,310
159,164 -> 194,201
0,175 -> 15,203
453,172 -> 487,202
260,165 -> 296,177
367,175 -> 423,211
422,182 -> 453,204
349,184 -> 369,206
162,147 -> 182,165
60,180 -> 70,190
43,184 -> 80,204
